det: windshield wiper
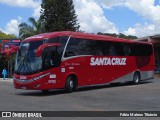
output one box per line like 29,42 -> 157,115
17,52 -> 35,74
17,53 -> 28,73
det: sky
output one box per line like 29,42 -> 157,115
0,0 -> 160,38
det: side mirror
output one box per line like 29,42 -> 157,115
6,46 -> 19,59
36,43 -> 61,57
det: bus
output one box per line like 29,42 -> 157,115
12,31 -> 155,93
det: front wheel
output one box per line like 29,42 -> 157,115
132,72 -> 140,85
65,76 -> 77,93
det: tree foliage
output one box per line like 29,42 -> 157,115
0,31 -> 17,39
19,17 -> 45,39
0,55 -> 8,77
40,0 -> 80,32
97,32 -> 138,40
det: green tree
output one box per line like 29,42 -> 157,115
19,17 -> 44,39
40,0 -> 80,32
97,32 -> 137,40
0,31 -> 17,39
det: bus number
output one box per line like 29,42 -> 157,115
48,80 -> 56,84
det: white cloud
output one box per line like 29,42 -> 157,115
124,28 -> 136,36
99,0 -> 126,9
5,17 -> 22,36
33,6 -> 41,19
124,22 -> 159,37
74,0 -> 160,37
101,0 -> 160,23
74,0 -> 118,33
125,0 -> 160,22
3,0 -> 160,38
100,0 -> 160,37
0,0 -> 41,19
0,28 -> 6,33
0,0 -> 40,8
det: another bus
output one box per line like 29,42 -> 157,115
13,31 -> 155,92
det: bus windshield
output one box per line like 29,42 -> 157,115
15,41 -> 44,75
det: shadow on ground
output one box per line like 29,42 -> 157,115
15,80 -> 153,97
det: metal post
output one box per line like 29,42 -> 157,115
8,60 -> 9,79
10,55 -> 12,78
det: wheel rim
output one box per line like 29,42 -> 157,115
134,74 -> 139,83
70,80 -> 74,89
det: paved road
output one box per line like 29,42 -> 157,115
0,78 -> 160,119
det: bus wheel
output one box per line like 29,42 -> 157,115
132,72 -> 140,85
65,76 -> 76,93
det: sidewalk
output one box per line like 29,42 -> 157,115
0,78 -> 13,81
154,73 -> 160,78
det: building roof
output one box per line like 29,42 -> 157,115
136,34 -> 160,41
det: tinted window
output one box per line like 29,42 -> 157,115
43,51 -> 55,70
64,38 -> 152,57
46,36 -> 68,58
47,37 -> 59,43
99,42 -> 124,56
64,38 -> 103,57
107,42 -> 123,56
64,38 -> 131,57
134,44 -> 153,56
77,39 -> 103,55
57,36 -> 68,57
122,43 -> 134,56
43,50 -> 61,70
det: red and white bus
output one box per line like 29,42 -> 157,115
13,31 -> 155,92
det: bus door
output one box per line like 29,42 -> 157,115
42,47 -> 62,85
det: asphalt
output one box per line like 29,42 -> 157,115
0,78 -> 160,120
0,78 -> 13,81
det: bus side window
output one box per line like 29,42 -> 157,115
47,37 -> 59,43
43,51 -> 55,70
134,44 -> 153,56
123,44 -> 131,56
65,50 -> 77,57
109,46 -> 117,56
94,49 -> 103,55
64,38 -> 78,57
58,36 -> 68,57
78,39 -> 103,56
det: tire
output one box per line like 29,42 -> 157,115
132,72 -> 140,85
65,76 -> 77,93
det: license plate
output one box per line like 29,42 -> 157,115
22,87 -> 26,90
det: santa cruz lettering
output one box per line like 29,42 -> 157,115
90,57 -> 127,66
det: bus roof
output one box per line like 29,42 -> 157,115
24,31 -> 151,45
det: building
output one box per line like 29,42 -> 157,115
0,39 -> 21,78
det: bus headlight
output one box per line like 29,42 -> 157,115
14,73 -> 50,83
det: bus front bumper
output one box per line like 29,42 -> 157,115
13,79 -> 61,90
